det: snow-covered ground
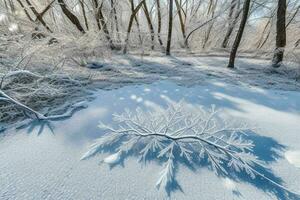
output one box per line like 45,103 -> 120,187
59,55 -> 300,91
1,78 -> 300,200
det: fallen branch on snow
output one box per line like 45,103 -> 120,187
0,69 -> 91,128
82,101 -> 299,197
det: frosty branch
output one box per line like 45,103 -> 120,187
81,101 -> 299,195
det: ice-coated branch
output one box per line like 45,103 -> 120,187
82,101 -> 299,195
0,69 -> 90,128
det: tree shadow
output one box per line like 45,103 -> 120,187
16,119 -> 55,135
1,101 -> 88,136
86,130 -> 299,199
112,55 -> 300,114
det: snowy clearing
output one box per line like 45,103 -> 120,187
1,0 -> 300,198
0,78 -> 300,200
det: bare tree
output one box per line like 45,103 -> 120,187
58,0 -> 85,33
166,0 -> 174,55
96,2 -> 115,50
15,0 -> 34,22
202,0 -> 218,49
123,0 -> 145,54
79,0 -> 89,30
23,0 -> 55,32
142,1 -> 155,50
272,0 -> 287,68
221,0 -> 242,48
227,0 -> 251,68
256,9 -> 276,49
156,0 -> 164,47
175,0 -> 187,47
110,0 -> 121,43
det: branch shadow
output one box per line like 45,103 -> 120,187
85,130 -> 299,199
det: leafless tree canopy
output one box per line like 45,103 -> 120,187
0,0 -> 299,61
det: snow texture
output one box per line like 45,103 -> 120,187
1,80 -> 300,199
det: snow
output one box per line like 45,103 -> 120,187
8,23 -> 19,33
285,151 -> 300,168
102,152 -> 122,165
1,78 -> 300,199
54,55 -> 300,93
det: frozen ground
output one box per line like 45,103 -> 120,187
0,78 -> 300,200
60,55 -> 300,91
5,54 -> 297,91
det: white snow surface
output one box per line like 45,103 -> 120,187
0,56 -> 300,200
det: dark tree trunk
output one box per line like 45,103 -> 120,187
156,0 -> 164,47
110,0 -> 121,43
272,0 -> 287,68
80,0 -> 89,30
221,0 -> 242,48
24,0 -> 53,32
166,0 -> 174,55
175,0 -> 187,47
16,0 -> 34,22
92,0 -> 102,30
58,0 -> 85,34
227,0 -> 251,68
123,0 -> 145,54
142,1 -> 155,50
295,39 -> 300,47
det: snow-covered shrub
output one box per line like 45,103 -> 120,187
0,68 -> 91,126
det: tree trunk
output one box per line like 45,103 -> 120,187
202,0 -> 218,49
227,0 -> 251,68
58,0 -> 85,33
80,0 -> 89,30
110,0 -> 121,43
142,1 -> 155,50
175,0 -> 187,47
16,0 -> 34,22
97,4 -> 115,50
156,0 -> 164,47
221,0 -> 242,48
295,39 -> 300,47
272,0 -> 286,68
92,0 -> 102,30
166,0 -> 174,55
24,0 -> 53,32
123,0 -> 145,54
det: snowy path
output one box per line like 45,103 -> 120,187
0,81 -> 300,200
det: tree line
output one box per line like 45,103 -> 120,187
0,0 -> 299,68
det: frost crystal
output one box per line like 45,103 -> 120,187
81,101 -> 273,190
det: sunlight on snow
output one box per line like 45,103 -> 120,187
285,151 -> 300,168
130,94 -> 143,103
143,100 -> 163,112
144,88 -> 151,92
130,94 -> 137,100
223,178 -> 237,191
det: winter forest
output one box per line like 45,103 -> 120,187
0,0 -> 300,200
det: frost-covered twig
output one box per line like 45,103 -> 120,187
82,101 -> 299,196
0,68 -> 91,126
